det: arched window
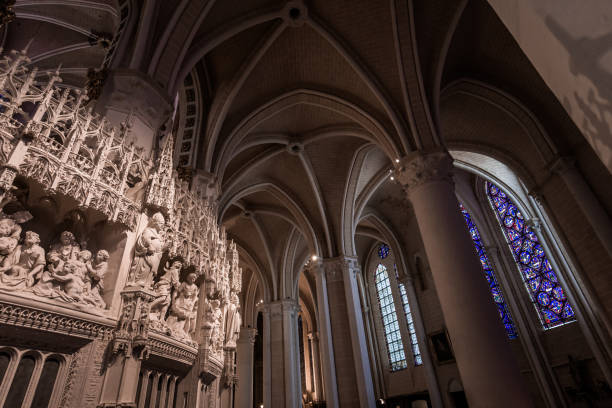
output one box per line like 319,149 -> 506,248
375,263 -> 407,371
397,283 -> 423,365
460,204 -> 518,339
486,182 -> 576,328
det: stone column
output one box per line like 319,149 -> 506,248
398,276 -> 443,408
395,150 -> 533,408
315,258 -> 376,408
235,327 -> 257,408
258,304 -> 272,408
312,262 -> 339,408
148,372 -> 162,408
166,376 -> 178,408
308,332 -> 324,402
552,156 -> 612,259
302,328 -> 313,398
98,286 -> 156,407
266,300 -> 301,408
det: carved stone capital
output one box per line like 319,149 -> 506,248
525,217 -> 542,233
268,299 -> 299,319
550,156 -> 576,176
321,256 -> 360,282
238,327 -> 258,345
394,149 -> 454,194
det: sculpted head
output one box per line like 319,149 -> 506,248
150,212 -> 165,230
60,231 -> 76,245
0,218 -> 16,236
96,250 -> 109,262
79,250 -> 92,262
186,272 -> 197,284
24,231 -> 40,246
47,249 -> 60,263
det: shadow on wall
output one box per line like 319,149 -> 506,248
545,16 -> 612,166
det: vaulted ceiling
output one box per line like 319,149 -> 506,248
6,0 -> 595,307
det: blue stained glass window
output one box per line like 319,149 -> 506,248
460,204 -> 518,339
378,244 -> 390,259
486,182 -> 576,329
375,263 -> 407,371
398,283 -> 423,365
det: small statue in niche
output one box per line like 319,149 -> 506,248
128,212 -> 165,289
224,292 -> 241,348
0,231 -> 45,290
83,249 -> 109,308
50,231 -> 81,262
149,259 -> 182,324
0,217 -> 21,263
204,297 -> 223,350
167,272 -> 199,342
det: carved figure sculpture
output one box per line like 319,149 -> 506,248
53,260 -> 87,302
31,249 -> 64,297
50,231 -> 80,262
205,298 -> 223,351
224,292 -> 241,348
128,212 -> 165,288
0,231 -> 45,290
167,272 -> 199,342
83,249 -> 109,308
149,260 -> 181,324
0,217 -> 21,263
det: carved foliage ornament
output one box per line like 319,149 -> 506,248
394,150 -> 454,193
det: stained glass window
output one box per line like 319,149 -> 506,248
375,263 -> 407,371
398,283 -> 423,365
378,244 -> 390,259
460,204 -> 518,339
486,182 -> 576,328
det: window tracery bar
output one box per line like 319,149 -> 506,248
460,204 -> 518,338
486,182 -> 576,328
375,263 -> 407,371
397,283 -> 423,365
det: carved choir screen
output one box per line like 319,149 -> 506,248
486,182 -> 575,329
459,203 -> 518,338
0,48 -> 243,407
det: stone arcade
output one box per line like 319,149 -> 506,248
0,1 -> 611,408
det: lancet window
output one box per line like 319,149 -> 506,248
375,263 -> 407,371
398,282 -> 423,365
460,204 -> 518,338
486,182 -> 576,328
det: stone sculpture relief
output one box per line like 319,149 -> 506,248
0,217 -> 110,310
0,49 -> 243,371
127,212 -> 166,289
166,272 -> 199,344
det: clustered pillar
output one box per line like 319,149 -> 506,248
235,327 -> 257,408
395,149 -> 533,408
312,258 -> 376,408
258,300 -> 302,408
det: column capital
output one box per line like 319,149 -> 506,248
394,149 -> 454,194
267,299 -> 300,319
314,256 -> 360,282
238,327 -> 258,344
550,155 -> 576,176
397,274 -> 415,287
